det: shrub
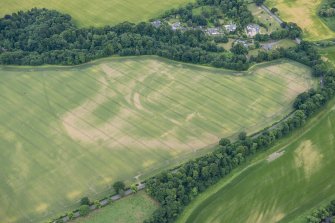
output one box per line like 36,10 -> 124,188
79,205 -> 90,216
80,196 -> 90,206
113,181 -> 126,194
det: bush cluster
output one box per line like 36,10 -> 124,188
306,200 -> 335,223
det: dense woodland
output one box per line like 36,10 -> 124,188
0,0 -> 302,70
144,42 -> 335,223
160,0 -> 253,28
0,6 -> 251,70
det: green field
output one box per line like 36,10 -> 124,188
0,56 -> 314,223
0,0 -> 193,27
74,191 -> 158,223
266,0 -> 335,40
179,93 -> 335,223
319,46 -> 335,65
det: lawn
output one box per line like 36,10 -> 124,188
319,46 -> 335,65
248,3 -> 282,34
74,191 -> 158,223
0,0 -> 194,27
266,0 -> 335,40
179,88 -> 335,223
0,56 -> 314,223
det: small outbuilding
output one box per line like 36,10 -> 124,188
224,23 -> 237,32
234,39 -> 249,48
206,27 -> 224,35
171,22 -> 182,31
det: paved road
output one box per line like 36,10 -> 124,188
261,4 -> 284,25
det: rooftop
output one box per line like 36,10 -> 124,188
151,20 -> 162,28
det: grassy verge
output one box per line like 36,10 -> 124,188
73,191 -> 158,223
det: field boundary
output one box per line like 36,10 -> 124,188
177,97 -> 335,223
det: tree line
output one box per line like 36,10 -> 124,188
144,42 -> 335,223
254,22 -> 302,42
0,8 -> 250,70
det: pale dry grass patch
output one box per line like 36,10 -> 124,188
267,0 -> 335,40
294,140 -> 323,179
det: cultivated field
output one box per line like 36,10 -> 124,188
0,56 -> 314,223
266,0 -> 335,40
180,98 -> 335,223
0,0 -> 194,27
74,191 -> 158,223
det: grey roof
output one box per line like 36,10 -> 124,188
224,24 -> 237,32
171,22 -> 182,30
205,27 -> 223,35
246,24 -> 260,37
151,20 -> 161,28
235,40 -> 248,48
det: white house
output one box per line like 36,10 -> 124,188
246,24 -> 260,37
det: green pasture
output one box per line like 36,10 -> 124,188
0,0 -> 194,27
0,56 -> 313,223
266,0 -> 335,41
180,95 -> 335,223
74,191 -> 158,223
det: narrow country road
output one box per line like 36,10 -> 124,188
261,4 -> 284,25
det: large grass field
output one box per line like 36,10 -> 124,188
179,87 -> 335,222
0,56 -> 314,223
266,0 -> 335,41
74,191 -> 158,223
0,0 -> 194,27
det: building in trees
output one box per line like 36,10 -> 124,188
151,20 -> 162,28
246,24 -> 261,37
224,23 -> 237,32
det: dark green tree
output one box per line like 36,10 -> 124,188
80,197 -> 90,206
113,181 -> 126,194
